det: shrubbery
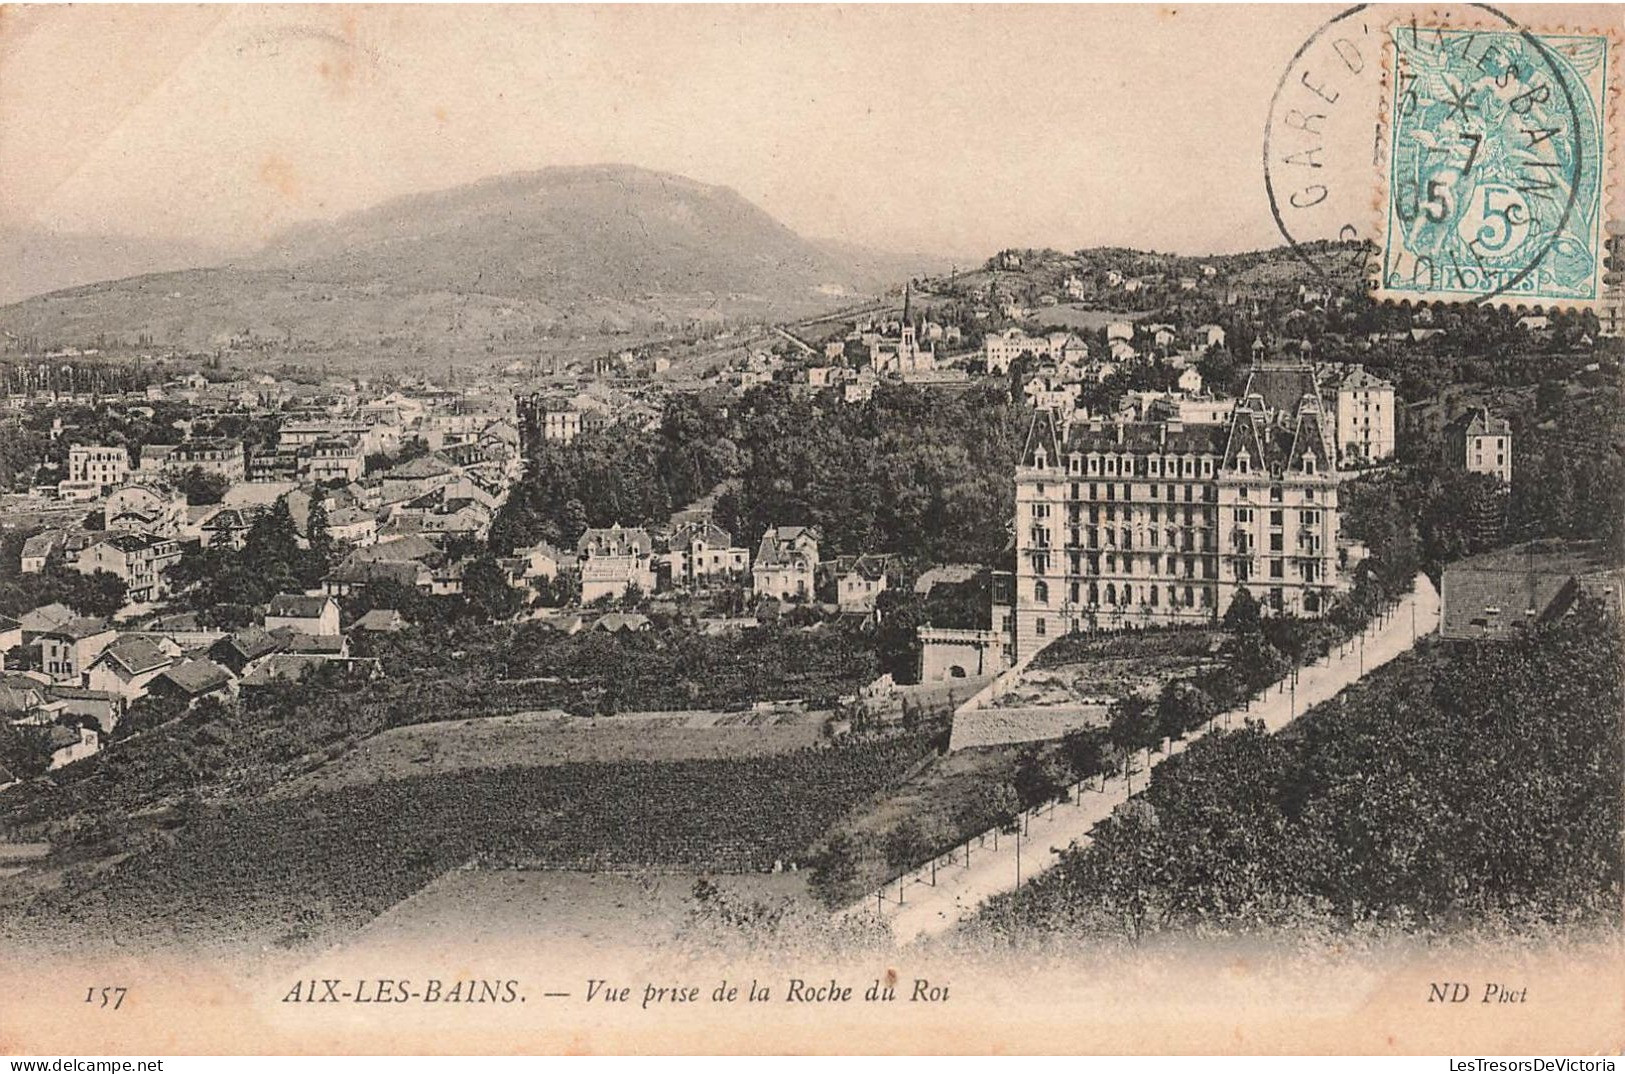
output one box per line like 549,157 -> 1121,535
975,601 -> 1623,942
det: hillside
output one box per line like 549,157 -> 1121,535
0,226 -> 229,307
969,607 -> 1623,944
0,165 -> 931,362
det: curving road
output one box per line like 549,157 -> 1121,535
844,574 -> 1442,945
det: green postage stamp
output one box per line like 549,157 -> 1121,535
1376,21 -> 1618,309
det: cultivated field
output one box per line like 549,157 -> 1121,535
808,744 -> 1041,899
1,736 -> 936,956
277,709 -> 830,797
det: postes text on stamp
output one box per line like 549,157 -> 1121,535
1376,22 -> 1615,309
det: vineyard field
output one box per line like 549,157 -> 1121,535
273,709 -> 831,798
1,735 -> 933,955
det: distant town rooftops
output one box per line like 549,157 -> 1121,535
1441,540 -> 1623,640
266,593 -> 334,619
156,658 -> 233,697
1444,406 -> 1512,439
578,524 -> 653,557
350,609 -> 406,633
914,563 -> 983,595
42,617 -> 113,641
92,635 -> 171,677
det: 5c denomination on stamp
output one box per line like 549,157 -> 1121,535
1376,17 -> 1618,309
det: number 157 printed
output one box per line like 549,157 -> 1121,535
85,986 -> 128,1010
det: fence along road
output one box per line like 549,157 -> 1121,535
842,573 -> 1442,946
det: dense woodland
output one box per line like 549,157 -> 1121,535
968,603 -> 1622,944
1341,381 -> 1625,581
492,382 -> 1027,568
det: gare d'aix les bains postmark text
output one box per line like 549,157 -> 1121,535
1265,5 -> 1617,309
1378,15 -> 1615,307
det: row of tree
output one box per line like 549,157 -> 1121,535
975,599 -> 1623,943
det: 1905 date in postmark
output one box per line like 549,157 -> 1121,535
1375,18 -> 1617,308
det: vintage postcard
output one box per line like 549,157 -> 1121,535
0,3 -> 1621,1058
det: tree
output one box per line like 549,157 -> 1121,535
1013,748 -> 1070,810
1196,345 -> 1240,398
873,590 -> 926,684
240,499 -> 301,599
463,556 -> 522,621
1061,726 -> 1114,782
1222,586 -> 1262,634
807,831 -> 864,908
0,720 -> 51,778
560,498 -> 589,548
305,491 -> 334,584
1225,630 -> 1287,694
176,465 -> 229,506
72,569 -> 128,618
532,568 -> 580,609
1156,680 -> 1216,741
1108,694 -> 1160,791
882,818 -> 933,871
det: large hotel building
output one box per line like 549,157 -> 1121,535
1010,362 -> 1342,659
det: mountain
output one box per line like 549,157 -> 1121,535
0,166 -> 935,360
0,226 -> 229,306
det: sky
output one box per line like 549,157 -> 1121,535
0,4 -> 1603,260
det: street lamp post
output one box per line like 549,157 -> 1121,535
1015,824 -> 1022,891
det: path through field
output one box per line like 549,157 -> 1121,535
846,574 -> 1441,945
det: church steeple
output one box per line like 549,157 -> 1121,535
902,281 -> 913,327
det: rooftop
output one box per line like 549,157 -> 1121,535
94,635 -> 172,676
266,593 -> 334,620
157,659 -> 233,696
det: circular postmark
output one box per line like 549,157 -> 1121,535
1264,3 -> 1591,306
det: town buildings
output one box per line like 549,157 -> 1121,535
868,287 -> 937,375
752,526 -> 820,601
39,618 -> 117,684
85,635 -> 174,702
265,593 -> 341,637
104,484 -> 188,536
75,532 -> 183,602
826,553 -> 891,612
1440,540 -> 1622,640
662,518 -> 749,589
1011,361 -> 1341,658
20,532 -> 62,573
155,438 -> 247,482
1320,364 -> 1396,465
577,524 -> 656,604
1445,406 -> 1513,484
982,328 -> 1089,375
304,437 -> 366,483
66,445 -> 131,493
200,507 -> 267,550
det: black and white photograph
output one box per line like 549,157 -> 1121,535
0,2 -> 1620,1058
